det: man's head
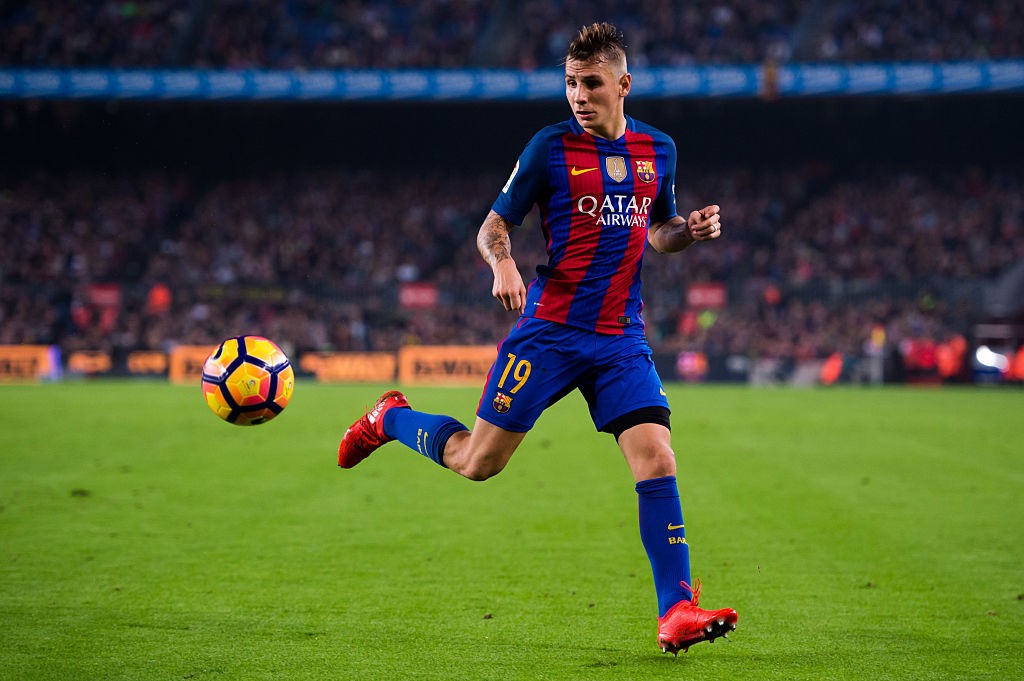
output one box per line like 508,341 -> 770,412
564,22 -> 631,140
565,22 -> 628,72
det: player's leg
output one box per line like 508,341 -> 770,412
616,419 -> 738,654
586,338 -> 693,614
445,317 -> 582,478
380,404 -> 527,480
338,391 -> 526,480
339,317 -> 577,477
613,418 -> 694,615
590,335 -> 736,653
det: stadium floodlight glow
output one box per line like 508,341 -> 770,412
974,345 -> 1009,371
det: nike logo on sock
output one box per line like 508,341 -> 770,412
667,523 -> 684,531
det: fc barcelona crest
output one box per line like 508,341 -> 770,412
605,156 -> 628,182
492,391 -> 513,414
635,160 -> 657,183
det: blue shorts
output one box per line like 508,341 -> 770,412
475,317 -> 670,433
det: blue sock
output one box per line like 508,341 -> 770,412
383,407 -> 468,467
636,475 -> 693,616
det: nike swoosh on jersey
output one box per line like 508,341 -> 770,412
570,166 -> 599,176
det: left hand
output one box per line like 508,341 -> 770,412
687,204 -> 722,241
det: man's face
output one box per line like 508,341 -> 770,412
565,57 -> 630,140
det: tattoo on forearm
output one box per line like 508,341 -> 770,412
478,212 -> 513,264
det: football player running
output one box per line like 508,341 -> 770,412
338,22 -> 737,655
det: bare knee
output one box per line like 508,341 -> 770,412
447,448 -> 509,481
647,448 -> 677,478
618,423 -> 677,482
457,460 -> 504,482
629,445 -> 676,480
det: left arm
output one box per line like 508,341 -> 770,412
647,204 -> 722,254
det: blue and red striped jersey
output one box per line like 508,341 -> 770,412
492,115 -> 678,335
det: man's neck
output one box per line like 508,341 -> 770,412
585,114 -> 627,141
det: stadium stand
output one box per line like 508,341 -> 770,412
814,0 -> 1024,61
2,0 -> 1021,68
1,161 -> 1018,383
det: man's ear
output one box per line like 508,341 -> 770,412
619,72 -> 632,97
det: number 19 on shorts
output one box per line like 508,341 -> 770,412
497,353 -> 532,394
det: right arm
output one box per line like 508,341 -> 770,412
484,127 -> 554,314
477,210 -> 527,314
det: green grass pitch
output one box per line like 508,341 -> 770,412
1,381 -> 1022,680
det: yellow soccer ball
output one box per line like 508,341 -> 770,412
201,335 -> 295,426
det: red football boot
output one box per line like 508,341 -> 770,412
657,580 -> 738,655
337,390 -> 410,468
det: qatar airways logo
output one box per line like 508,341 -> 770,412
577,194 -> 652,228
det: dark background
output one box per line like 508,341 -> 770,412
4,93 -> 1022,178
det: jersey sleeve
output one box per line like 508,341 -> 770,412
491,129 -> 551,226
651,134 -> 678,224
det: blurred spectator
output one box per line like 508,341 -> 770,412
510,0 -> 802,68
191,0 -> 494,69
2,0 -> 1021,68
817,0 -> 1024,62
0,0 -> 184,67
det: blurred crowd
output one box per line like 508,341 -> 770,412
2,162 -> 1019,375
817,0 -> 1024,62
2,0 -> 1021,68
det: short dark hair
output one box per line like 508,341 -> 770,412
565,22 -> 627,66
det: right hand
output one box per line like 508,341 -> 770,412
492,259 -> 527,314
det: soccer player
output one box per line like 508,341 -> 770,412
338,22 -> 738,655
